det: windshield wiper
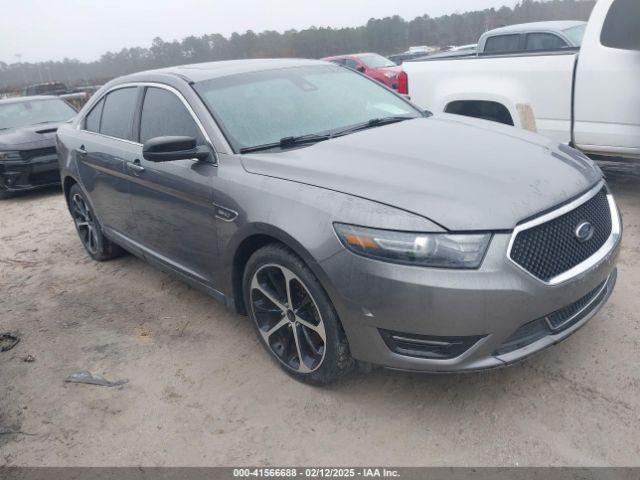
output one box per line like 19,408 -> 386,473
239,115 -> 418,154
332,115 -> 417,138
239,132 -> 332,154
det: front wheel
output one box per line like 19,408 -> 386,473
243,244 -> 354,385
68,184 -> 123,261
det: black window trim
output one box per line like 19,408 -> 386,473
79,82 -> 215,156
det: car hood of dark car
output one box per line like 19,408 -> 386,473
0,121 -> 64,150
240,115 -> 602,231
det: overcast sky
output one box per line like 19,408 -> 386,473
0,0 -> 519,64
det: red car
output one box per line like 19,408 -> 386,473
321,53 -> 408,93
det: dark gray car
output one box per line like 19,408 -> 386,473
56,59 -> 621,384
1,95 -> 77,198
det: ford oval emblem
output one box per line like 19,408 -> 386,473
575,221 -> 595,242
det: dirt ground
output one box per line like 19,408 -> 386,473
1,165 -> 639,467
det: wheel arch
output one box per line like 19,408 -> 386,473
62,175 -> 78,207
444,99 -> 515,126
228,223 -> 337,316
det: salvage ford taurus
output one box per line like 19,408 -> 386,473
1,95 -> 76,199
56,59 -> 621,384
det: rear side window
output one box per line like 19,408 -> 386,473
99,87 -> 137,140
483,34 -> 521,54
525,33 -> 568,51
601,0 -> 640,50
139,87 -> 203,144
84,98 -> 104,133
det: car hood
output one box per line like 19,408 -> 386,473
240,115 -> 602,230
0,121 -> 63,150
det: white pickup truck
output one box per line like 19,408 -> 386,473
402,0 -> 640,161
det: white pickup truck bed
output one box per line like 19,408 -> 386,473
405,51 -> 578,145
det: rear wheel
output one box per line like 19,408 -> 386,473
68,184 -> 123,261
243,244 -> 354,385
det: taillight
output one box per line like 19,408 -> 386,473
397,71 -> 408,95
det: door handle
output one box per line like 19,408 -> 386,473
127,159 -> 145,175
75,145 -> 87,158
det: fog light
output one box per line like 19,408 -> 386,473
380,329 -> 485,360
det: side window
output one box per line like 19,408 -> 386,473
84,98 -> 104,133
525,33 -> 568,51
99,87 -> 138,140
344,58 -> 360,69
139,87 -> 204,144
601,0 -> 640,50
483,34 -> 522,54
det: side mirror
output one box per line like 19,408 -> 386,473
356,66 -> 366,73
142,136 -> 210,163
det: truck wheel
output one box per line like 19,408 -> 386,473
68,184 -> 123,261
243,244 -> 354,385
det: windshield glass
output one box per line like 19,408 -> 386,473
195,65 -> 419,152
563,24 -> 587,46
0,98 -> 76,130
358,54 -> 396,69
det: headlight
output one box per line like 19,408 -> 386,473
334,223 -> 491,269
383,72 -> 398,79
0,151 -> 21,161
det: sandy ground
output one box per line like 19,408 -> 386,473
0,166 -> 639,467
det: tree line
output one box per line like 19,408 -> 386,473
0,0 -> 595,90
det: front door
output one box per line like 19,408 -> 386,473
127,86 -> 219,285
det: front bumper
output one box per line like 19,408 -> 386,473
320,223 -> 621,372
0,153 -> 61,193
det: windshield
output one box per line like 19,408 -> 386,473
563,24 -> 587,46
0,98 -> 76,130
195,64 -> 420,152
358,54 -> 396,69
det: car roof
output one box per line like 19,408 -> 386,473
483,20 -> 586,36
120,58 -> 329,84
0,95 -> 60,105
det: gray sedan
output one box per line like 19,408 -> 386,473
56,59 -> 621,384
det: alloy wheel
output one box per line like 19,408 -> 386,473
70,193 -> 99,255
250,264 -> 327,373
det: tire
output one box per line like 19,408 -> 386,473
243,244 -> 354,385
68,184 -> 123,261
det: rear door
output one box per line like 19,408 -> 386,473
128,85 -> 219,284
76,86 -> 140,236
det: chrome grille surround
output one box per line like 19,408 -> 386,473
507,181 -> 621,286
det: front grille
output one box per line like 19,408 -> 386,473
510,188 -> 612,282
494,275 -> 611,356
20,147 -> 57,162
546,279 -> 608,331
